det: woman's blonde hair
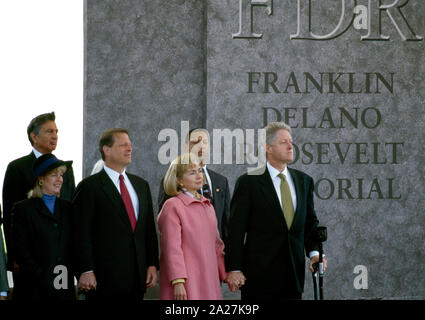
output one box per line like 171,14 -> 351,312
163,153 -> 201,196
28,165 -> 67,199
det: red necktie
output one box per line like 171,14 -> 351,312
119,174 -> 137,231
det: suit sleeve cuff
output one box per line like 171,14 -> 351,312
309,251 -> 319,258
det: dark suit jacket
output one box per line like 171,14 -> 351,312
2,151 -> 75,269
12,198 -> 75,300
158,167 -> 231,241
225,166 -> 319,297
72,169 -> 159,298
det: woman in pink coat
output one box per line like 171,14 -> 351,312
158,153 -> 227,300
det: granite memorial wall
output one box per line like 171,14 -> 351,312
85,0 -> 424,299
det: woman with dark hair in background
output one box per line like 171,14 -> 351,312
11,153 -> 75,300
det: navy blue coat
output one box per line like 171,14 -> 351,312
12,198 -> 75,300
2,152 -> 75,270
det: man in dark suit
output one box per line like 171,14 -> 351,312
158,128 -> 231,241
73,128 -> 159,300
2,112 -> 75,273
225,122 -> 327,300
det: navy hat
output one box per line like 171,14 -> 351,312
33,153 -> 73,185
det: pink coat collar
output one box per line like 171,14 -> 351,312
176,192 -> 211,207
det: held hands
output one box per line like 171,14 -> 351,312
77,271 -> 97,292
224,271 -> 246,292
77,267 -> 157,293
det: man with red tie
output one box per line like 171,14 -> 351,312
73,128 -> 159,300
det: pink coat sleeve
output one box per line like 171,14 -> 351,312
158,203 -> 188,282
215,230 -> 227,281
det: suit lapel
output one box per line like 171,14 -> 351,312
53,199 -> 63,222
99,170 -> 133,233
206,169 -> 220,200
127,173 -> 145,230
259,166 -> 304,231
35,198 -> 59,222
288,168 -> 304,227
27,151 -> 36,162
258,167 -> 283,215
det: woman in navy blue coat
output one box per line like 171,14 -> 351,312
12,154 -> 75,300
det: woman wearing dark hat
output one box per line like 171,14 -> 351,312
11,153 -> 75,300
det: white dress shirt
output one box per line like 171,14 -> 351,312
32,148 -> 43,158
267,162 -> 297,212
103,165 -> 139,220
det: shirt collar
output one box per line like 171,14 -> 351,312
184,191 -> 197,199
103,164 -> 127,182
267,161 -> 289,179
177,192 -> 210,206
32,148 -> 43,159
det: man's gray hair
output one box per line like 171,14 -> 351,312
264,122 -> 292,145
27,112 -> 56,146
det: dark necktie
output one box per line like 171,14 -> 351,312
201,168 -> 212,201
119,174 -> 137,231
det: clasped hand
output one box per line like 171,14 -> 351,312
77,271 -> 97,292
224,271 -> 246,292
